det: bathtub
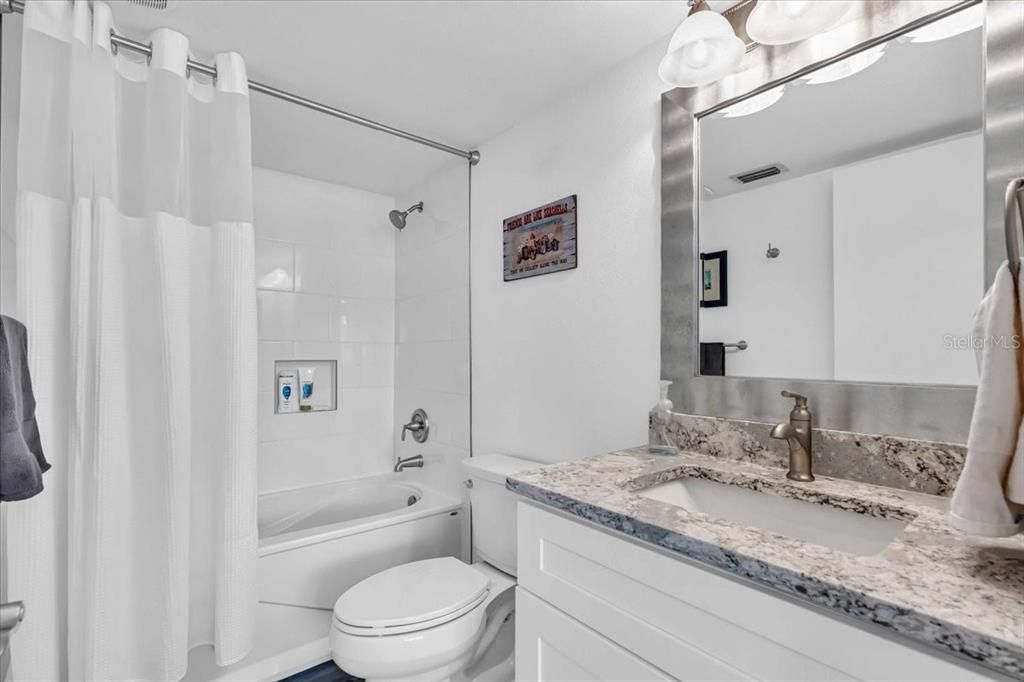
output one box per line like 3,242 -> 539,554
258,474 -> 463,609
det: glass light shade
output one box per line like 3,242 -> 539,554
746,0 -> 853,46
905,3 -> 983,43
720,86 -> 785,117
801,44 -> 885,85
658,11 -> 745,88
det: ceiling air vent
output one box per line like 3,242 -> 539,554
126,0 -> 177,10
731,163 -> 788,185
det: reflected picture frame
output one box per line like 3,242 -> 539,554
699,250 -> 728,308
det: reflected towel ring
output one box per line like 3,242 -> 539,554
1005,178 -> 1023,280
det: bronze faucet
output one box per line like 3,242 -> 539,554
770,390 -> 814,482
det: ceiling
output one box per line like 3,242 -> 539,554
108,0 -> 711,196
700,26 -> 983,199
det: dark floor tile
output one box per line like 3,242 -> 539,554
279,660 -> 362,682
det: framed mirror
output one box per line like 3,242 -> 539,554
695,4 -> 983,386
660,0 -> 1023,442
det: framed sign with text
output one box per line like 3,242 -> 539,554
503,195 -> 578,281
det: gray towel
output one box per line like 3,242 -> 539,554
0,315 -> 49,502
700,342 -> 726,376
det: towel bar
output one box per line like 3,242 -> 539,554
724,340 -> 748,351
1006,177 -> 1024,279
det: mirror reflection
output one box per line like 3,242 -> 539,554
695,6 -> 983,386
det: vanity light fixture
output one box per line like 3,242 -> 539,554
746,0 -> 852,46
658,0 -> 745,88
801,43 -> 886,85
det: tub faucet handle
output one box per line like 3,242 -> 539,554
401,408 -> 430,443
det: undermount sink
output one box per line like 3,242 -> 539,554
638,477 -> 910,556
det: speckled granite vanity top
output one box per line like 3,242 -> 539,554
507,447 -> 1024,678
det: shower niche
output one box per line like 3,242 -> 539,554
274,359 -> 338,414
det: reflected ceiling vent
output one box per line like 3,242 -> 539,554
126,0 -> 177,9
731,163 -> 788,185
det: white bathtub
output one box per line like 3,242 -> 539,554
258,474 -> 462,609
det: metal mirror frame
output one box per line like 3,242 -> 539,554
661,0 -> 1024,443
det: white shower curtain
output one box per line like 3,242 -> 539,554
10,1 -> 257,680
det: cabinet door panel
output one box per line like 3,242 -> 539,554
515,588 -> 672,682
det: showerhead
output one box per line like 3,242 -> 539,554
388,201 -> 424,231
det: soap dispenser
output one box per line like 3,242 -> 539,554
648,380 -> 678,455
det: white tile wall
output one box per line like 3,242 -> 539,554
254,167 -> 398,494
393,160 -> 471,523
255,238 -> 294,291
330,297 -> 395,343
257,291 -> 332,342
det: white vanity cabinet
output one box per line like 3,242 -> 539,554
514,502 -> 1002,682
516,589 -> 674,682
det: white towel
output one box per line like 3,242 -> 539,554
950,260 -> 1024,536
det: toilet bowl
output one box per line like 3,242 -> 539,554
331,557 -> 515,682
330,454 -> 535,682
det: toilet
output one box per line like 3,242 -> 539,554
330,454 -> 536,682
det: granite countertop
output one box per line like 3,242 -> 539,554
507,447 -> 1024,679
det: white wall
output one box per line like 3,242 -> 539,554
1,13 -> 21,317
471,39 -> 667,464
254,167 -> 398,493
833,132 -> 984,386
393,161 -> 471,502
699,170 -> 834,379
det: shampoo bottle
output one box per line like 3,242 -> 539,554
648,379 -> 678,455
278,370 -> 298,414
298,367 -> 316,412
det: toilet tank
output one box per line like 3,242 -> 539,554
462,454 -> 539,576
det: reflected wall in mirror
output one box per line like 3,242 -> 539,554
695,4 -> 984,386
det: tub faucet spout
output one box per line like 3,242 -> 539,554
394,454 -> 424,472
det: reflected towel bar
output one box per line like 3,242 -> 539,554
724,340 -> 748,351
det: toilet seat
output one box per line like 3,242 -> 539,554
333,557 -> 491,636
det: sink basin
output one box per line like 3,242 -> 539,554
638,477 -> 910,556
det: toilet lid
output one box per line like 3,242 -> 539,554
334,557 -> 490,631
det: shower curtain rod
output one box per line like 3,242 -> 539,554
1,0 -> 481,165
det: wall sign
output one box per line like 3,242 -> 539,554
700,250 -> 728,307
503,194 -> 578,281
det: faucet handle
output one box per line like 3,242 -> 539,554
781,390 -> 811,419
401,408 -> 430,443
781,390 -> 807,405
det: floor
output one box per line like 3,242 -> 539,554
280,660 -> 361,682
